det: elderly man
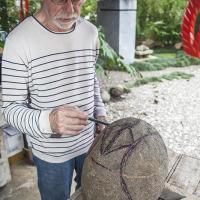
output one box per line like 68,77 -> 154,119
1,0 -> 106,199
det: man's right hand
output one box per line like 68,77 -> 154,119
49,105 -> 88,136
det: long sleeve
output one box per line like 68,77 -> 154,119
93,39 -> 107,117
0,16 -> 107,163
94,74 -> 107,117
2,38 -> 52,139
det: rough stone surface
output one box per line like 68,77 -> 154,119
135,45 -> 154,57
81,117 -> 168,200
101,90 -> 110,103
174,42 -> 182,50
110,85 -> 124,98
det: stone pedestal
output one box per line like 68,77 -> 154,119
0,129 -> 11,187
0,91 -> 11,187
97,0 -> 137,64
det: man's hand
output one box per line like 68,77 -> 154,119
49,105 -> 88,136
95,116 -> 107,137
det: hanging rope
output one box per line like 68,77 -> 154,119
182,0 -> 200,57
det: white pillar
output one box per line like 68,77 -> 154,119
97,0 -> 137,64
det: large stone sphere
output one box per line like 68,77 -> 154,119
81,117 -> 168,200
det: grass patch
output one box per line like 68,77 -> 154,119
154,53 -> 176,59
131,59 -> 177,71
126,71 -> 194,88
154,48 -> 176,54
133,77 -> 162,87
131,51 -> 200,72
162,71 -> 193,80
154,47 -> 177,58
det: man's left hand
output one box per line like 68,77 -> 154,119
95,116 -> 107,137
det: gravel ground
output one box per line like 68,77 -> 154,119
102,65 -> 200,159
1,65 -> 200,199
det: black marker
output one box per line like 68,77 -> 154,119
88,117 -> 110,126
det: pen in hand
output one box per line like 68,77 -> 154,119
88,117 -> 110,126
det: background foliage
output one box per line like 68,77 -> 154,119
0,0 -> 190,47
0,0 -> 41,32
81,0 -> 97,23
0,0 -> 197,74
137,0 -> 188,46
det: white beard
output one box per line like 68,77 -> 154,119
52,14 -> 79,31
53,19 -> 76,31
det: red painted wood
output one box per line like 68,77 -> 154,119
19,0 -> 29,22
182,0 -> 200,57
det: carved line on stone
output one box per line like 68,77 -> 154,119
101,127 -> 134,155
100,120 -> 141,155
91,157 -> 113,172
90,120 -> 161,200
120,132 -> 158,200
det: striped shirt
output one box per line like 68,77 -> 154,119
1,16 -> 106,163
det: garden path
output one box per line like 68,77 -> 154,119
103,65 -> 200,159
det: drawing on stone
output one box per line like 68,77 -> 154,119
81,117 -> 168,200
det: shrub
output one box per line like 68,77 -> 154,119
137,0 -> 188,46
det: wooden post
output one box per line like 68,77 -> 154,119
20,0 -> 29,21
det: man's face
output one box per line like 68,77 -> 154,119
43,0 -> 85,31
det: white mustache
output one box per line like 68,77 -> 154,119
55,14 -> 78,20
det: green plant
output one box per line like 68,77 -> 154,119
162,71 -> 193,80
154,48 -> 176,58
0,41 -> 4,48
81,0 -> 98,24
97,26 -> 136,75
132,58 -> 177,71
0,0 -> 9,32
0,0 -> 41,32
127,71 -> 194,88
132,51 -> 200,72
133,77 -> 162,87
82,1 -> 137,75
137,0 -> 188,46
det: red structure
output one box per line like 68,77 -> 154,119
182,0 -> 200,58
20,0 -> 29,21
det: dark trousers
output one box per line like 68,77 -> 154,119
33,154 -> 86,200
